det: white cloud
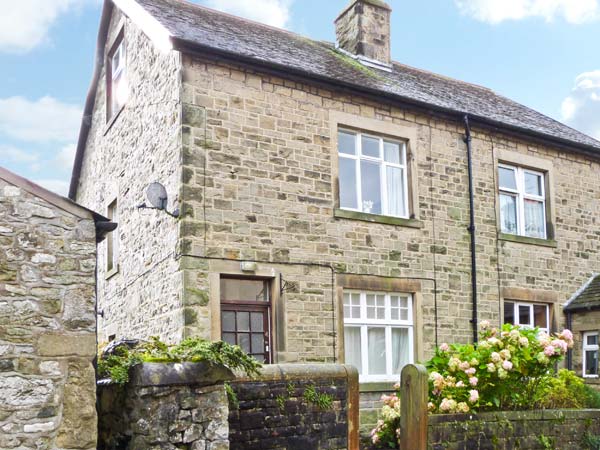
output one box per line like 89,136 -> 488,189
203,0 -> 292,28
0,96 -> 82,143
0,145 -> 39,164
54,143 -> 77,171
561,70 -> 600,140
34,179 -> 70,196
0,0 -> 89,53
455,0 -> 600,24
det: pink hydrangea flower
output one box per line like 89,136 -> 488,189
502,360 -> 513,371
439,343 -> 450,352
480,320 -> 490,330
465,368 -> 476,376
544,345 -> 556,356
459,361 -> 471,371
560,329 -> 573,342
469,377 -> 478,386
469,389 -> 479,403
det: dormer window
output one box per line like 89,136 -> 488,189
107,32 -> 128,121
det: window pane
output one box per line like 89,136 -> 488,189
222,333 -> 236,345
587,334 -> 599,346
237,312 -> 250,332
250,312 -> 264,332
221,279 -> 269,302
500,194 -> 518,234
376,295 -> 385,319
344,327 -> 362,373
338,131 -> 356,155
518,305 -> 531,326
222,311 -> 236,332
499,167 -> 517,190
366,294 -> 375,319
360,160 -> 382,215
384,141 -> 401,164
533,305 -> 547,329
524,200 -> 545,238
386,166 -> 406,218
392,328 -> 411,374
504,302 -> 515,324
361,135 -> 380,158
525,172 -> 543,196
239,334 -> 250,353
586,350 -> 598,376
367,327 -> 387,375
251,333 -> 264,353
339,158 -> 358,209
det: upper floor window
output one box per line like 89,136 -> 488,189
338,130 -> 409,218
503,301 -> 549,334
583,332 -> 599,378
107,32 -> 128,121
106,198 -> 119,275
343,291 -> 413,382
498,164 -> 546,239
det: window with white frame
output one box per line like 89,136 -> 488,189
343,291 -> 413,382
583,332 -> 599,378
503,301 -> 549,333
498,164 -> 547,239
108,33 -> 128,120
338,129 -> 409,218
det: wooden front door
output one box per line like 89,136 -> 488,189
220,278 -> 272,363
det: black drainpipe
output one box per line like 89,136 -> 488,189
464,115 -> 478,343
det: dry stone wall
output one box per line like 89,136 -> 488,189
0,178 -> 98,449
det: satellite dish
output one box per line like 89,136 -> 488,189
146,182 -> 168,210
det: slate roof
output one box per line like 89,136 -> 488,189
564,274 -> 600,312
138,0 -> 600,152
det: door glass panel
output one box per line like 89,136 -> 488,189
499,167 -> 517,190
221,279 -> 269,302
251,333 -> 264,353
586,350 -> 598,376
344,327 -> 362,373
360,160 -> 382,215
524,172 -> 542,196
367,327 -> 386,375
361,135 -> 380,158
237,312 -> 250,332
504,302 -> 515,324
222,311 -> 236,332
338,131 -> 356,155
222,333 -> 236,345
339,158 -> 358,209
250,312 -> 264,332
533,305 -> 547,329
518,305 -> 531,326
392,328 -> 410,374
239,334 -> 250,353
500,194 -> 517,234
524,199 -> 545,238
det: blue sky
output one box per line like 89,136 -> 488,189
1,0 -> 599,195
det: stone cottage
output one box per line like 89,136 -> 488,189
0,167 -> 114,450
70,0 -> 600,424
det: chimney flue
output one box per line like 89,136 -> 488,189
335,0 -> 392,69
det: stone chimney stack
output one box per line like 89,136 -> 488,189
335,0 -> 392,68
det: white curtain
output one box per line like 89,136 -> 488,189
344,327 -> 362,373
524,199 -> 544,238
392,328 -> 411,374
387,166 -> 406,217
368,327 -> 387,375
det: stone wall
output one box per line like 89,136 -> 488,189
75,7 -> 184,343
229,364 -> 359,450
98,362 -> 233,450
428,409 -> 600,450
0,176 -> 98,449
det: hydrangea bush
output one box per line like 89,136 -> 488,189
369,322 -> 574,448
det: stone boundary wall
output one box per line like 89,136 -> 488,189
428,409 -> 600,450
229,364 -> 359,450
97,362 -> 234,450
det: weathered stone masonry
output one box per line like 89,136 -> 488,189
0,170 -> 101,450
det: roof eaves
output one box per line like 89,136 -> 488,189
564,273 -> 600,311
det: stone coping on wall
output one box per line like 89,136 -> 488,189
126,361 -> 235,387
429,408 -> 600,425
233,363 -> 357,382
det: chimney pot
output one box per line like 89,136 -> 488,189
335,0 -> 392,68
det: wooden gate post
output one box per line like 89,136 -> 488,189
400,364 -> 429,450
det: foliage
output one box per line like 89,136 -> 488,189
370,322 -> 576,448
97,336 -> 262,385
224,382 -> 239,409
538,369 -> 600,409
303,384 -> 334,410
582,432 -> 600,450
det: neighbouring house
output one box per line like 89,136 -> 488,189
70,0 -> 600,427
0,167 -> 114,450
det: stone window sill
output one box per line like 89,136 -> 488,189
105,265 -> 119,280
498,233 -> 557,248
334,208 -> 423,228
359,381 -> 397,393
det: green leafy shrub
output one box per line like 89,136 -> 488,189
538,369 -> 600,409
98,336 -> 262,385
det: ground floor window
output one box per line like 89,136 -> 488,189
503,301 -> 549,334
583,332 -> 599,378
220,277 -> 272,363
343,291 -> 413,382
